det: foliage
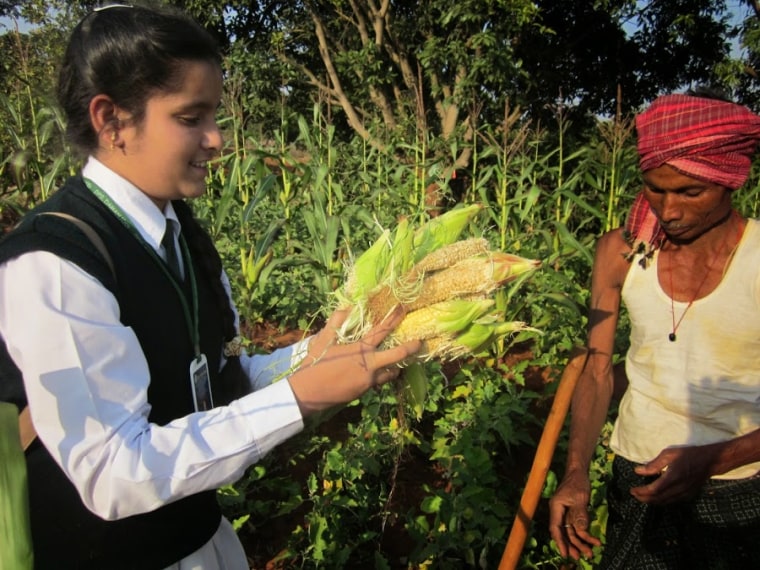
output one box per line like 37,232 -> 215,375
5,3 -> 760,568
0,1 -> 85,226
728,2 -> 760,109
523,0 -> 736,120
0,402 -> 34,570
6,60 -> 760,567
3,1 -> 759,206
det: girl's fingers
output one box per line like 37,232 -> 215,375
324,308 -> 350,335
374,365 -> 401,386
374,340 -> 422,370
362,305 -> 405,347
302,308 -> 351,367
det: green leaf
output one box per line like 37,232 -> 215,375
403,361 -> 428,419
420,494 -> 443,514
0,402 -> 33,570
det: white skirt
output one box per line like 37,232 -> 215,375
164,516 -> 249,570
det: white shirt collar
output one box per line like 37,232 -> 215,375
82,156 -> 180,251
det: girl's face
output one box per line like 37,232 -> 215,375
108,60 -> 223,210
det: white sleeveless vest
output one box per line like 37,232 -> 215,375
613,218 -> 760,479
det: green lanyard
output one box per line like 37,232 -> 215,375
83,178 -> 202,358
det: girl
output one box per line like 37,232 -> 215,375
0,4 -> 419,569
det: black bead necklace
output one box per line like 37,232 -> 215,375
666,213 -> 742,342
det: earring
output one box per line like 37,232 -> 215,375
110,130 -> 117,151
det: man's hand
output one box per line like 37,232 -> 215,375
548,468 -> 601,560
549,471 -> 602,560
631,444 -> 719,504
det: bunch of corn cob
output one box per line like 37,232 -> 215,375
335,203 -> 541,362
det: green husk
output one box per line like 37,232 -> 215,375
412,203 -> 484,262
342,228 -> 392,302
403,362 -> 429,420
334,204 -> 541,418
0,402 -> 34,570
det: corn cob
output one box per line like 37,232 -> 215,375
335,203 -> 541,367
411,237 -> 489,275
358,243 -> 537,330
406,252 -> 540,311
368,238 -> 493,322
420,319 -> 537,361
411,203 -> 484,263
387,298 -> 495,344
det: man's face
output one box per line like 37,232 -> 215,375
642,165 -> 733,243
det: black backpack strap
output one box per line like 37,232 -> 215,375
17,213 -> 117,450
35,212 -> 116,280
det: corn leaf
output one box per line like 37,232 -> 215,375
0,402 -> 34,570
403,362 -> 428,420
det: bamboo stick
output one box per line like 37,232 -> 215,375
18,406 -> 36,451
498,346 -> 589,570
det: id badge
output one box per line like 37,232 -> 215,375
189,353 -> 214,412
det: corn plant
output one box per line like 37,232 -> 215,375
733,161 -> 760,217
0,402 -> 33,570
1,23 -> 72,207
595,115 -> 638,231
475,104 -> 533,251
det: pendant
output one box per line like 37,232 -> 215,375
668,332 -> 676,342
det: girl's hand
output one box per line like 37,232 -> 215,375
289,306 -> 421,416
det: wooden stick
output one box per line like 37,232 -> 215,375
498,346 -> 589,570
18,406 -> 37,451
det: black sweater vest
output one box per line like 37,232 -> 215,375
0,177 -> 233,569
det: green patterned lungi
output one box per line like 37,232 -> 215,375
600,456 -> 760,570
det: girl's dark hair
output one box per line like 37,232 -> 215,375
686,85 -> 734,103
57,3 -> 222,155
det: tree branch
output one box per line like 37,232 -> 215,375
309,10 -> 378,145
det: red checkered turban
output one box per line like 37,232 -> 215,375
637,94 -> 760,189
624,94 -> 760,263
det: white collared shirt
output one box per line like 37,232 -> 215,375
0,157 -> 306,520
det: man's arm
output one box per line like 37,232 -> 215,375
630,427 -> 760,504
566,229 -> 629,472
549,228 -> 631,559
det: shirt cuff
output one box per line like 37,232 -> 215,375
234,377 -> 304,457
241,337 -> 312,390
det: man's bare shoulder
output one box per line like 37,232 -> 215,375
596,227 -> 630,254
594,228 -> 634,286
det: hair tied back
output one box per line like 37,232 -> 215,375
93,3 -> 134,11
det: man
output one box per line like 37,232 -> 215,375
548,90 -> 760,568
